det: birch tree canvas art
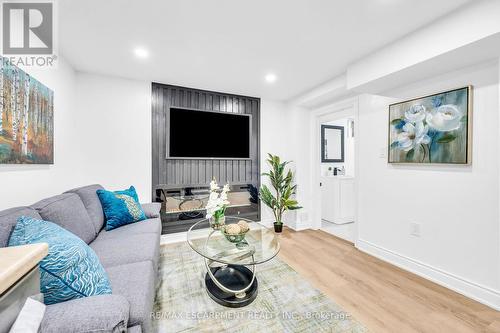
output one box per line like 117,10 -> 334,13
388,87 -> 471,164
0,57 -> 54,164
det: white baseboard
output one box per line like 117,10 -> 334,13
283,210 -> 311,231
287,220 -> 311,231
356,239 -> 500,311
259,217 -> 312,231
160,232 -> 187,244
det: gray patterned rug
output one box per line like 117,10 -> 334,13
153,242 -> 367,332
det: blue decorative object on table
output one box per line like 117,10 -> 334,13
8,216 -> 112,305
96,186 -> 146,231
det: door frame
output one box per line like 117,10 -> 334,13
309,97 -> 360,246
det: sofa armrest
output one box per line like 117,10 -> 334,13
141,203 -> 161,218
41,294 -> 129,333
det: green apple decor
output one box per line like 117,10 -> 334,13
259,154 -> 302,233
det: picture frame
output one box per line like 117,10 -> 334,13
0,57 -> 54,164
388,86 -> 472,165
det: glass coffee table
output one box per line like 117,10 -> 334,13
187,216 -> 280,308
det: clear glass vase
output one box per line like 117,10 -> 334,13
210,215 -> 226,230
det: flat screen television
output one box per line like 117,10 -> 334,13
168,107 -> 251,159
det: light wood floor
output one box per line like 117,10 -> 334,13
277,229 -> 500,333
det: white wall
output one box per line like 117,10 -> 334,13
0,68 -> 154,208
0,58 -> 78,209
259,100 -> 286,223
259,100 -> 312,228
356,61 -> 500,308
286,104 -> 312,229
73,73 -> 152,202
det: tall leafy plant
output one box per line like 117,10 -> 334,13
260,154 -> 301,226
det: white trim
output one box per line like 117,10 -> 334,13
357,238 -> 500,311
160,232 -> 188,245
352,98 -> 360,247
498,56 -> 500,307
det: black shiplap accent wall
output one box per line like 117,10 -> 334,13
151,83 -> 260,195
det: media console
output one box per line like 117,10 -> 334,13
154,183 -> 260,234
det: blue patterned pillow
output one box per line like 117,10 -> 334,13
96,186 -> 146,231
8,216 -> 112,305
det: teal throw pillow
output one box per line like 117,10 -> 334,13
96,186 -> 146,231
8,216 -> 112,305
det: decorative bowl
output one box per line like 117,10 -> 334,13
221,228 -> 249,243
221,221 -> 249,244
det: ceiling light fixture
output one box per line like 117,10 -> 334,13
265,73 -> 277,83
133,47 -> 149,59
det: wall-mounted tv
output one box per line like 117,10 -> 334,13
167,107 -> 251,159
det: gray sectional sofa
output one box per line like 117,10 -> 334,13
0,184 -> 161,333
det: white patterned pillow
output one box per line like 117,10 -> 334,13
8,216 -> 112,305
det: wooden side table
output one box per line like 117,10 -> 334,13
0,243 -> 48,333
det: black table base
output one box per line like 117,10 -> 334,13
205,265 -> 258,308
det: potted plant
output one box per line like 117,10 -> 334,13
259,154 -> 302,233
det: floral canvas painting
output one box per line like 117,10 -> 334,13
0,57 -> 54,164
389,87 -> 471,164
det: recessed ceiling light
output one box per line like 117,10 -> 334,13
133,47 -> 149,59
265,73 -> 277,83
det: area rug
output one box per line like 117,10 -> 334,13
153,242 -> 367,332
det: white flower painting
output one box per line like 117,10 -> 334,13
389,87 -> 471,164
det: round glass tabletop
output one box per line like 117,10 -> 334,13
187,216 -> 280,265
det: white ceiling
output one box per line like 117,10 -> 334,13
59,0 -> 472,101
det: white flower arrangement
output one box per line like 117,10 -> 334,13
205,179 -> 230,220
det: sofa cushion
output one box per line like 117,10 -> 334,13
90,233 -> 160,271
97,186 -> 146,231
42,294 -> 129,333
106,261 -> 155,333
141,203 -> 161,219
96,218 -> 161,241
31,193 -> 96,244
9,216 -> 112,305
65,184 -> 105,235
0,207 -> 41,247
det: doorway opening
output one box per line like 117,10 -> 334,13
313,101 -> 357,243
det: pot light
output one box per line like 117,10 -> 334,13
133,47 -> 149,59
265,73 -> 277,83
